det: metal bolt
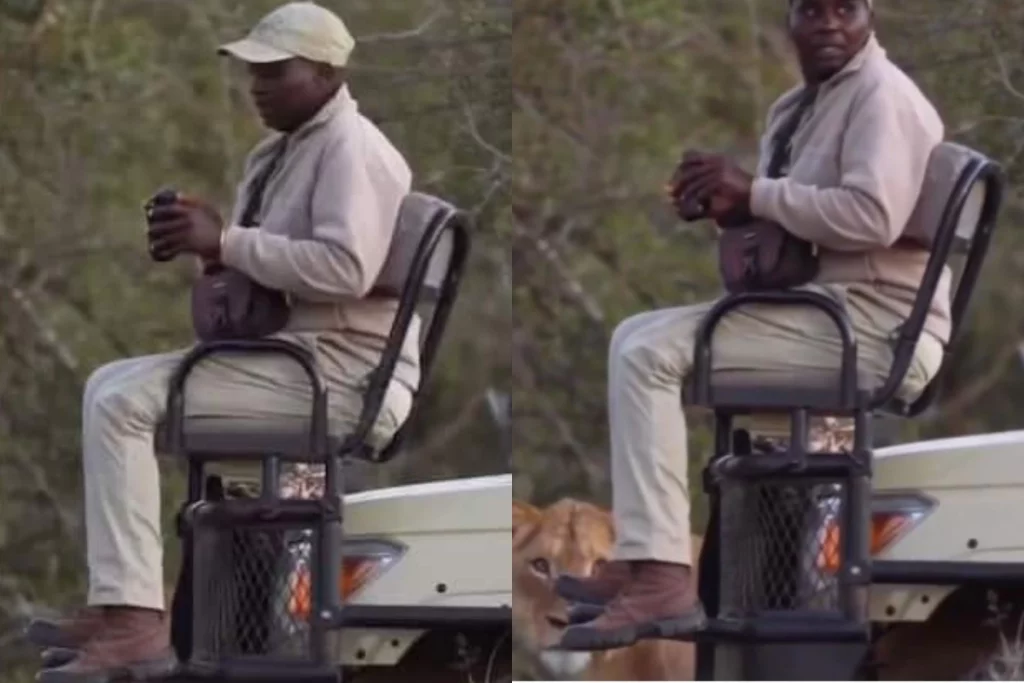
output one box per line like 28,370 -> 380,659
320,610 -> 332,620
849,565 -> 861,576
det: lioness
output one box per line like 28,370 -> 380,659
513,498 -> 700,680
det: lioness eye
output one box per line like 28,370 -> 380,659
530,558 -> 551,576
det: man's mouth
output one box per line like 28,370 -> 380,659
812,44 -> 846,58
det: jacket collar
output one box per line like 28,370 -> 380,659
259,83 -> 356,149
815,32 -> 883,91
246,84 -> 355,176
296,83 -> 355,136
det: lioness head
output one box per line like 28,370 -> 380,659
513,498 -> 615,679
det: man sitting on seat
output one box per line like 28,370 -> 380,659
25,3 -> 418,680
554,0 -> 947,651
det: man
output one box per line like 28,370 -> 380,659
553,0 -> 947,651
25,2 -> 417,680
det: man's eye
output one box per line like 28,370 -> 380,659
794,1 -> 820,16
530,558 -> 551,576
252,64 -> 286,79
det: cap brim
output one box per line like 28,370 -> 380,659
217,38 -> 295,64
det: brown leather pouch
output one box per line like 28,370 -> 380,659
190,139 -> 291,342
716,86 -> 820,293
191,264 -> 290,342
718,220 -> 819,293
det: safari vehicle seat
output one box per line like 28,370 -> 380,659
152,192 -> 472,681
684,142 -> 1005,681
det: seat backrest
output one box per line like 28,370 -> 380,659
876,142 -> 1004,414
345,191 -> 472,461
901,142 -> 992,254
370,192 -> 458,302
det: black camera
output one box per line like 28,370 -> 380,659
143,188 -> 178,262
144,188 -> 177,217
676,195 -> 709,223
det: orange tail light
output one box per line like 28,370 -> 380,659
286,540 -> 405,621
817,494 -> 934,573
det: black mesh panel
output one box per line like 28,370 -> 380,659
191,517 -> 318,664
718,477 -> 846,617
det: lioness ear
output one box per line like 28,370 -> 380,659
513,500 -> 540,536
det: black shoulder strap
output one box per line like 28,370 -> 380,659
765,85 -> 818,180
239,138 -> 289,228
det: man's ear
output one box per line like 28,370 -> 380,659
317,63 -> 345,87
513,500 -> 541,538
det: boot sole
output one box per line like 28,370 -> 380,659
555,623 -> 640,651
639,605 -> 708,639
36,652 -> 179,683
552,604 -> 708,652
41,647 -> 78,669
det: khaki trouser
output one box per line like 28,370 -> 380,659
81,332 -> 413,611
607,284 -> 944,566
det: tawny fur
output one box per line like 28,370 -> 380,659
513,498 -> 700,681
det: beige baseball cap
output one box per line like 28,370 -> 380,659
218,2 -> 355,67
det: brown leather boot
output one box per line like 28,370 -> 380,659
553,560 -> 706,651
36,607 -> 178,683
24,607 -> 106,650
553,559 -> 631,606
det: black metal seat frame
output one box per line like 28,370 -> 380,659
159,200 -> 475,680
686,153 -> 1006,681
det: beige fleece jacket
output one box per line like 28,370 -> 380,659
750,34 -> 950,343
220,85 -> 419,388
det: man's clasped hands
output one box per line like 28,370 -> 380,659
666,150 -> 755,227
144,192 -> 226,264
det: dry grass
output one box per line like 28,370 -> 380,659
970,612 -> 1024,681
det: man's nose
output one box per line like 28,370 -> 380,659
817,10 -> 842,30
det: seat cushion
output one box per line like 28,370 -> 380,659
693,367 -> 919,414
154,416 -> 350,461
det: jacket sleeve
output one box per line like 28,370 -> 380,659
749,83 -> 942,251
220,137 -> 409,301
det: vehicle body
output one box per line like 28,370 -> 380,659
868,430 -> 1024,629
326,473 -> 511,679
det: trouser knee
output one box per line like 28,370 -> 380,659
609,312 -> 658,368
88,370 -> 154,434
84,361 -> 126,410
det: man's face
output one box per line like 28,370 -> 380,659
788,0 -> 873,83
246,58 -> 334,132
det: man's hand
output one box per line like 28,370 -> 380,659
146,195 -> 224,263
669,150 -> 755,223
